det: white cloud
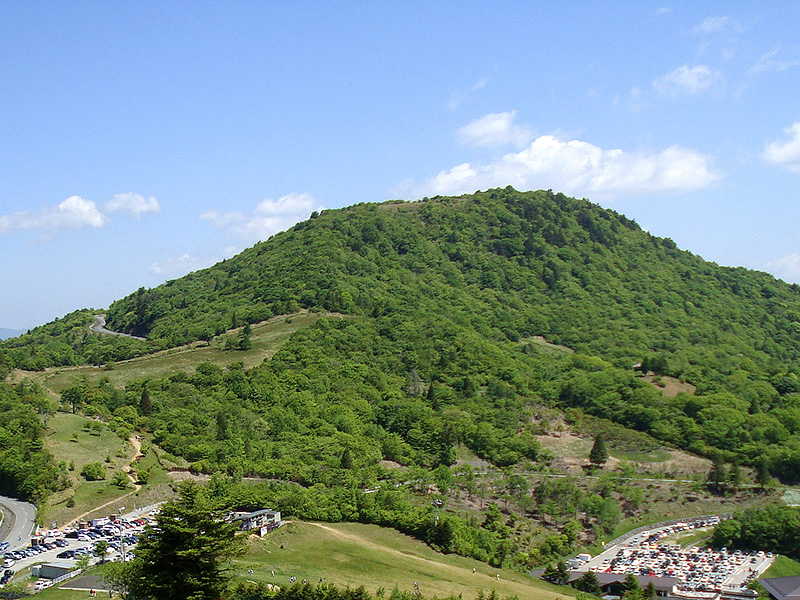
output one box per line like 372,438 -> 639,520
653,65 -> 722,96
0,196 -> 105,234
201,193 -> 324,245
105,192 -> 161,216
694,16 -> 742,34
749,48 -> 800,75
457,111 -> 534,148
762,122 -> 800,172
412,135 -> 719,200
656,7 -> 671,16
0,191 -> 161,237
764,253 -> 800,283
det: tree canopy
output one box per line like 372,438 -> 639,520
106,481 -> 244,600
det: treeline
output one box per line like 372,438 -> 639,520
0,381 -> 65,501
229,581 -> 519,600
712,506 -> 800,558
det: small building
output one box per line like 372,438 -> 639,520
229,509 -> 283,536
759,576 -> 800,600
534,571 -> 677,598
32,563 -> 74,580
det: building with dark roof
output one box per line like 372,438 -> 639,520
759,576 -> 800,600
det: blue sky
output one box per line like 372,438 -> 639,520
2,2 -> 800,330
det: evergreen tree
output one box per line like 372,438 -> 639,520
576,570 -> 602,596
756,459 -> 773,490
644,581 -> 657,600
589,434 -> 608,468
139,383 -> 152,417
340,448 -> 353,470
104,481 -> 243,600
728,461 -> 742,491
707,454 -> 727,493
621,573 -> 643,600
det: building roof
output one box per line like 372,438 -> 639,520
231,509 -> 279,521
759,576 -> 800,600
532,570 -> 677,592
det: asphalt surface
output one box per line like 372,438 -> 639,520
89,315 -> 146,341
0,495 -> 37,550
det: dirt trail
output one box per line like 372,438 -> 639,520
66,436 -> 143,526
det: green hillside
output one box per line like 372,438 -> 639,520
4,187 -> 800,565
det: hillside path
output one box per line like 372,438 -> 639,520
66,436 -> 143,526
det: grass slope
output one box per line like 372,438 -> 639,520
17,311 -> 328,396
35,521 -> 576,600
239,521 -> 573,600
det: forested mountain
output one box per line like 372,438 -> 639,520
5,187 -> 800,483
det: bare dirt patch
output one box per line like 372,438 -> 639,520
642,374 -> 696,397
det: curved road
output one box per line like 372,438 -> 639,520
0,495 -> 37,550
89,315 -> 146,341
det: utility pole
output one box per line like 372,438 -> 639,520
118,506 -> 125,562
432,499 -> 442,526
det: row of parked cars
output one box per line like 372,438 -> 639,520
3,538 -> 70,567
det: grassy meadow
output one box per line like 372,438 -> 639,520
27,311 -> 334,396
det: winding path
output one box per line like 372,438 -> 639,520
89,314 -> 146,341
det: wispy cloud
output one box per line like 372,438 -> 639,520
457,111 -> 534,148
447,78 -> 488,110
105,192 -> 161,216
149,252 -> 218,278
694,16 -> 742,34
762,122 -> 800,172
0,196 -> 105,234
653,65 -> 722,96
749,48 -> 800,75
407,134 -> 719,201
201,193 -> 323,246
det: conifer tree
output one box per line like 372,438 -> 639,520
139,383 -> 152,417
589,434 -> 608,468
104,481 -> 243,600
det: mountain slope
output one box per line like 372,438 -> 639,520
6,188 -> 800,481
106,187 -> 800,376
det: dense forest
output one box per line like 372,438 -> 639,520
6,189 -> 800,478
0,381 -> 64,501
5,186 -> 800,570
712,506 -> 800,559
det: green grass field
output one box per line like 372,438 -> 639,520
34,311 -> 333,395
34,521 -> 575,600
763,555 -> 800,578
234,521 -> 574,600
42,412 -> 135,527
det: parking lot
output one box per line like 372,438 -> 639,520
582,519 -> 774,596
1,516 -> 149,591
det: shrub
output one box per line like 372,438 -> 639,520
81,462 -> 107,481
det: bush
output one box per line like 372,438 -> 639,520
81,462 -> 107,481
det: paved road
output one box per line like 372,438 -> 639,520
0,495 -> 37,550
89,315 -> 146,341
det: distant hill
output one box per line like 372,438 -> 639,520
5,187 -> 800,482
0,328 -> 25,341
